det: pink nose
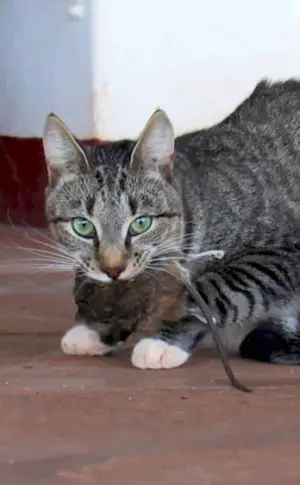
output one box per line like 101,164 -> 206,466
102,265 -> 125,280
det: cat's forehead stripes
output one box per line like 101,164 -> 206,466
92,140 -> 135,167
90,140 -> 135,191
81,141 -> 135,214
83,140 -> 141,217
128,196 -> 137,215
86,195 -> 96,215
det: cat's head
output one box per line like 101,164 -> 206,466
43,110 -> 184,283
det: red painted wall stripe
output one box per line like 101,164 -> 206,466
0,136 -> 105,227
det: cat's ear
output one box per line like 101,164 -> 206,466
130,109 -> 175,180
42,113 -> 89,183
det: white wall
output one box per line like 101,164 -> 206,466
1,0 -> 300,140
92,0 -> 300,139
0,0 -> 93,138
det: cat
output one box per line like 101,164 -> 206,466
43,79 -> 300,369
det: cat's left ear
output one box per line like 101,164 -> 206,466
42,113 -> 90,183
130,109 -> 175,181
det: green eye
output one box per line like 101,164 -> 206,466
72,218 -> 95,238
129,216 -> 152,236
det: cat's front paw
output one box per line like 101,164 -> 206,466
131,338 -> 190,369
61,324 -> 113,356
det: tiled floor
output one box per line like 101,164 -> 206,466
1,224 -> 300,484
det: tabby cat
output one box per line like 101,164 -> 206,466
43,80 -> 300,369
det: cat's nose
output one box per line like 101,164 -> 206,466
102,264 -> 125,280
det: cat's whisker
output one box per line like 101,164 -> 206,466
0,252 -> 74,264
14,242 -> 64,253
13,241 -> 74,262
143,269 -> 168,290
0,260 -> 74,270
153,245 -> 211,261
9,250 -> 77,269
150,257 -> 184,266
25,237 -> 75,259
154,228 -> 204,247
153,240 -> 200,254
20,257 -> 74,266
9,223 -> 77,261
17,221 -> 78,258
12,240 -> 87,270
12,247 -> 75,261
0,261 -> 75,274
28,266 -> 73,272
7,218 -> 65,252
73,274 -> 88,299
150,253 -> 207,266
149,264 -> 184,285
152,249 -> 225,263
2,242 -> 88,274
155,237 -> 203,250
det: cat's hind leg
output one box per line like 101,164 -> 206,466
239,315 -> 300,365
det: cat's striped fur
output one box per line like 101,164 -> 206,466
43,79 -> 300,368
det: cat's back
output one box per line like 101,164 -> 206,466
175,79 -> 300,168
175,80 -> 300,248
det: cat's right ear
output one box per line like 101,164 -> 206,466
42,113 -> 89,183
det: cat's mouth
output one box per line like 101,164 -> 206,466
84,260 -> 141,283
85,270 -> 114,284
84,268 -> 138,284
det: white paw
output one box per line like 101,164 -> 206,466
131,338 -> 190,369
61,324 -> 113,356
